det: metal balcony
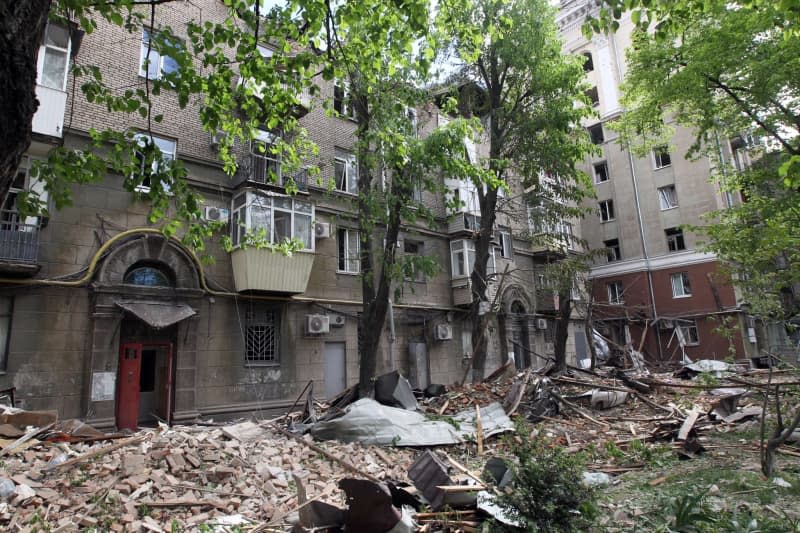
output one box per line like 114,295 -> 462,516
240,153 -> 309,192
0,216 -> 40,275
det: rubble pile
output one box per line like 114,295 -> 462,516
1,360 -> 797,531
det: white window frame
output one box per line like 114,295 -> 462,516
333,80 -> 356,119
599,199 -> 615,222
499,228 -> 513,259
450,239 -> 495,279
653,146 -> 672,169
2,156 -> 49,228
334,149 -> 358,195
607,281 -> 623,305
658,185 -> 678,210
37,24 -> 71,91
670,272 -> 692,298
139,29 -> 180,80
230,190 -> 314,251
678,319 -> 700,345
133,133 -> 176,193
337,227 -> 361,274
593,161 -> 609,183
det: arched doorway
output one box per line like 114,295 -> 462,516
499,286 -> 533,370
89,234 -> 203,430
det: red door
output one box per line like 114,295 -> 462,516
116,343 -> 142,431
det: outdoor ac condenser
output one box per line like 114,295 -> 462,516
305,314 -> 330,334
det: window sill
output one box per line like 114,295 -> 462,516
244,362 -> 280,368
600,218 -> 616,223
609,301 -> 624,305
672,294 -> 692,299
336,270 -> 360,276
660,206 -> 679,211
654,165 -> 672,170
595,179 -> 609,185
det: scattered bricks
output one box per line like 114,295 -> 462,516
206,466 -> 236,483
78,515 -> 98,528
165,453 -> 186,473
184,453 -> 201,468
122,454 -> 146,477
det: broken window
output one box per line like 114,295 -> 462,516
499,227 -> 513,259
607,281 -> 623,304
670,272 -> 692,298
658,185 -> 678,210
582,51 -> 594,72
666,227 -> 686,252
334,149 -> 358,194
653,145 -> 672,169
678,319 -> 700,345
598,199 -> 615,222
604,238 -> 621,262
244,305 -> 279,364
338,227 -> 361,274
333,80 -> 356,119
585,86 -> 599,107
588,123 -> 604,145
593,161 -> 609,183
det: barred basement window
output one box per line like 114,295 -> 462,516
245,307 -> 279,364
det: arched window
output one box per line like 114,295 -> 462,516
582,51 -> 594,72
510,300 -> 526,315
124,262 -> 173,287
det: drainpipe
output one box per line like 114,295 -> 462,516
388,299 -> 396,370
609,31 -> 663,361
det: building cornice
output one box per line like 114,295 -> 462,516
588,251 -> 718,279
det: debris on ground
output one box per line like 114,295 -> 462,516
3,356 -> 800,531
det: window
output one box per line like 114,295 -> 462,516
406,107 -> 418,137
677,319 -> 700,345
670,272 -> 692,298
139,29 -> 180,80
230,191 -> 313,250
133,133 -> 176,192
653,146 -> 672,169
0,297 -> 12,372
1,156 -> 48,228
607,281 -> 623,305
598,199 -> 615,222
244,305 -> 279,364
403,240 -> 425,281
124,264 -> 172,287
499,228 -> 513,259
604,238 -> 621,262
450,239 -> 495,278
593,161 -> 609,183
658,185 -> 678,210
585,87 -> 599,107
337,228 -> 360,274
666,227 -> 686,252
334,149 -> 358,194
38,24 -> 70,91
582,51 -> 594,72
588,123 -> 604,145
333,80 -> 355,119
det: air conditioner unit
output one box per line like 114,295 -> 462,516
536,318 -> 548,330
203,206 -> 230,223
330,313 -> 346,327
305,314 -> 330,335
315,222 -> 331,239
434,323 -> 453,341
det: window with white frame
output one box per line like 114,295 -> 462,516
38,24 -> 71,91
244,304 -> 279,364
653,145 -> 672,169
333,80 -> 355,119
230,190 -> 313,250
670,272 -> 692,298
499,227 -> 513,259
337,227 -> 360,273
658,185 -> 678,210
677,319 -> 700,345
1,157 -> 48,228
450,239 -> 495,278
133,133 -> 176,192
139,29 -> 180,80
599,199 -> 615,222
594,161 -> 609,183
334,149 -> 358,194
666,227 -> 686,252
607,280 -> 624,304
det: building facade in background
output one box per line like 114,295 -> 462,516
557,0 -> 755,364
0,1 -> 584,428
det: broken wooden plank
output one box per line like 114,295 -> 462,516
474,403 -> 484,456
677,409 -> 701,441
137,499 -> 226,510
0,422 -> 55,457
45,435 -> 146,472
436,485 -> 486,493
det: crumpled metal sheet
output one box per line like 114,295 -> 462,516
310,399 -> 514,446
590,389 -> 629,410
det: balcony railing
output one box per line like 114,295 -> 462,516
245,153 -> 309,191
0,216 -> 40,263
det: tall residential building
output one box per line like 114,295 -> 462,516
0,1 -> 583,427
556,0 -> 755,364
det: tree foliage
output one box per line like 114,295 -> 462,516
437,0 -> 595,380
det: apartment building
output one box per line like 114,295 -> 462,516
0,1 -> 583,428
557,0 -> 753,364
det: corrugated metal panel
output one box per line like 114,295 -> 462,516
230,248 -> 315,293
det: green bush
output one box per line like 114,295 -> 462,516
492,436 -> 597,532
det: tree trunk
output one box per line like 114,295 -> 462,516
470,188 -> 499,383
553,288 -> 572,374
0,0 -> 51,203
584,295 -> 598,369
